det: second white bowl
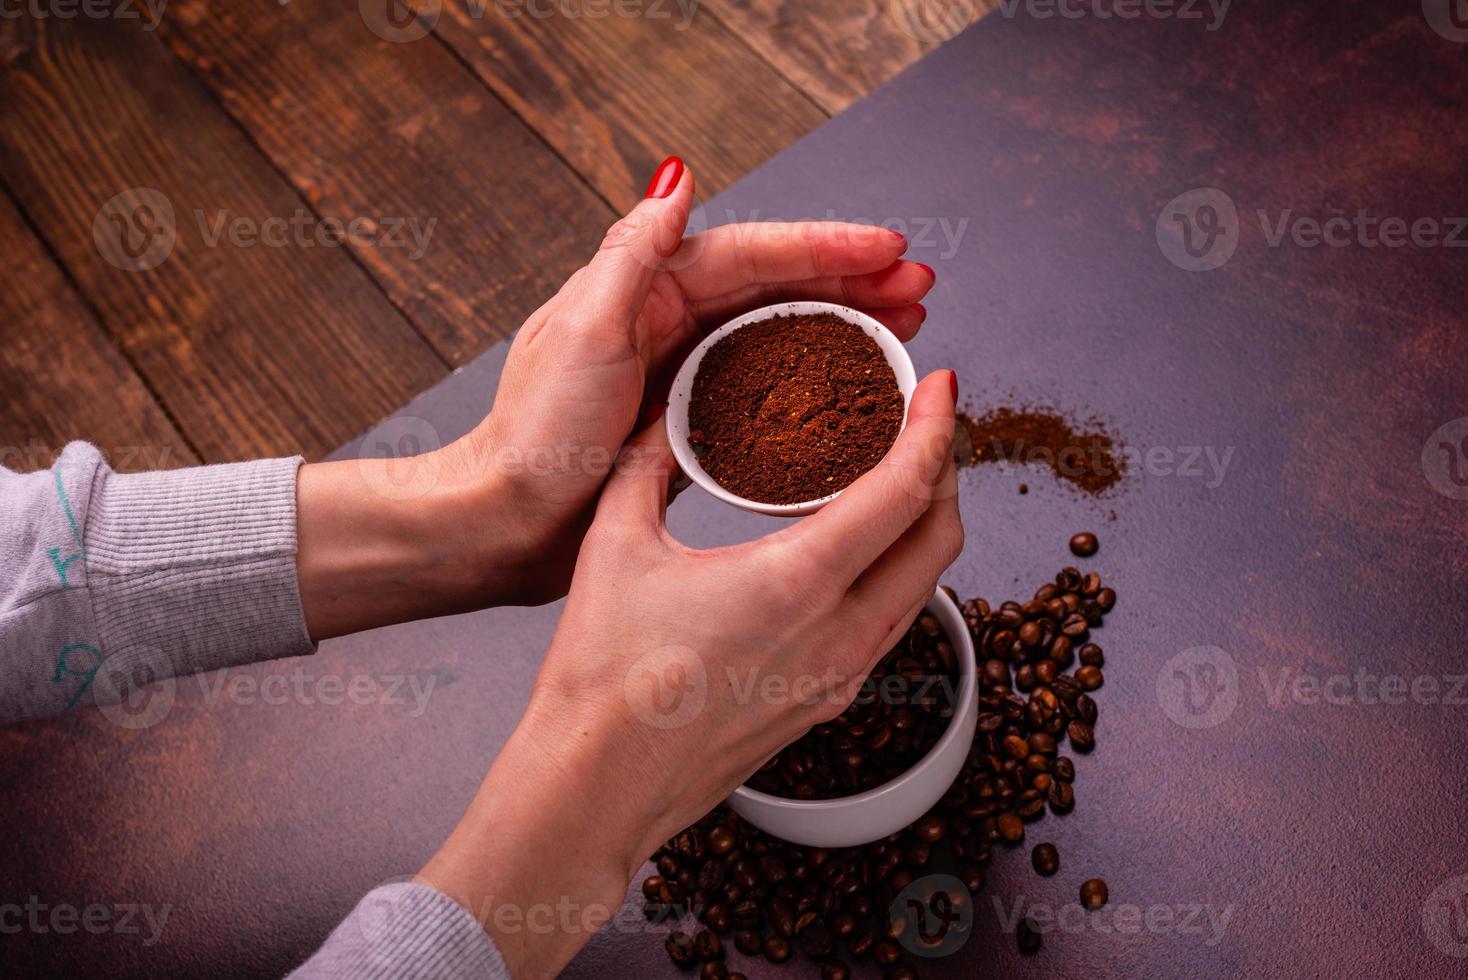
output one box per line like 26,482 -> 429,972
726,588 -> 978,848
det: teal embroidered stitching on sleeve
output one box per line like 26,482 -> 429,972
48,464 -> 86,589
53,643 -> 103,711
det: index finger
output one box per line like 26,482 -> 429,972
672,222 -> 907,301
779,370 -> 958,587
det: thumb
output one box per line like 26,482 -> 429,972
582,157 -> 694,328
591,415 -> 681,543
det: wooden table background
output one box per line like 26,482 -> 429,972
0,0 -> 997,472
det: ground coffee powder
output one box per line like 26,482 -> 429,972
955,407 -> 1124,496
688,313 -> 904,505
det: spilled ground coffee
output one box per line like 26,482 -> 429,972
688,313 -> 904,505
955,407 -> 1124,496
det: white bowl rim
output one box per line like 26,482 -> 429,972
665,301 -> 918,518
727,587 -> 977,815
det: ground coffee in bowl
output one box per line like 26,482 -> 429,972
686,312 -> 905,506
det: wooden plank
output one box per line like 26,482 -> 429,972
0,16 -> 447,463
159,0 -> 617,364
703,0 -> 999,114
0,192 -> 197,474
427,0 -> 828,212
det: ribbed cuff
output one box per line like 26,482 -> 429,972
290,883 -> 511,980
82,456 -> 316,689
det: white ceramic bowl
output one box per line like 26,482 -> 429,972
727,588 -> 978,848
666,301 -> 918,517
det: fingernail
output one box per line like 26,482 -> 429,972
889,229 -> 908,250
949,370 -> 959,403
914,303 -> 928,321
645,156 -> 685,200
917,262 -> 936,282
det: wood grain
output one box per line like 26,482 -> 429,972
0,191 -> 197,473
703,0 -> 998,113
0,16 -> 447,463
430,0 -> 828,212
159,0 -> 617,365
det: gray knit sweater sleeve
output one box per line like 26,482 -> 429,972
0,441 -> 315,721
1,443 -> 512,980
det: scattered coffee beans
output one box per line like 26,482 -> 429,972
1069,531 -> 1099,557
651,565 -> 1118,973
1016,916 -> 1043,954
688,313 -> 905,505
1031,843 -> 1060,876
745,613 -> 959,800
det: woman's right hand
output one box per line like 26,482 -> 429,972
420,370 -> 961,978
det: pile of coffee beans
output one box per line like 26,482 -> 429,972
649,560 -> 1117,976
744,613 -> 959,800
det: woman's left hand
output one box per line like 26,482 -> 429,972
436,156 -> 938,604
295,157 -> 936,638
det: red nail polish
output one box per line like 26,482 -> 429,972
917,262 -> 936,281
914,303 -> 928,320
645,156 -> 685,200
890,229 -> 908,250
949,370 -> 959,403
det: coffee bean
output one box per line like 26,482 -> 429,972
799,924 -> 834,960
821,964 -> 852,980
704,902 -> 731,934
731,899 -> 760,930
1048,779 -> 1076,814
1097,586 -> 1116,611
873,940 -> 902,966
963,862 -> 986,897
885,964 -> 919,980
1081,878 -> 1109,910
1069,531 -> 1098,557
1078,643 -> 1104,667
983,658 -> 1011,687
997,812 -> 1025,844
1067,719 -> 1096,752
1016,916 -> 1043,954
763,935 -> 793,964
1034,659 -> 1058,685
769,898 -> 795,938
1032,842 -> 1060,876
1076,665 -> 1104,691
666,931 -> 698,969
693,929 -> 722,962
914,814 -> 946,843
708,826 -> 736,855
698,860 -> 725,892
734,929 -> 762,956
1052,756 -> 1076,782
1002,734 -> 1029,760
1018,620 -> 1042,649
700,962 -> 728,980
1028,732 -> 1057,755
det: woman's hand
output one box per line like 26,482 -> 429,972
296,158 -> 937,639
420,371 -> 961,977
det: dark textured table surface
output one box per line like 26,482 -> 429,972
4,1 -> 1468,977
